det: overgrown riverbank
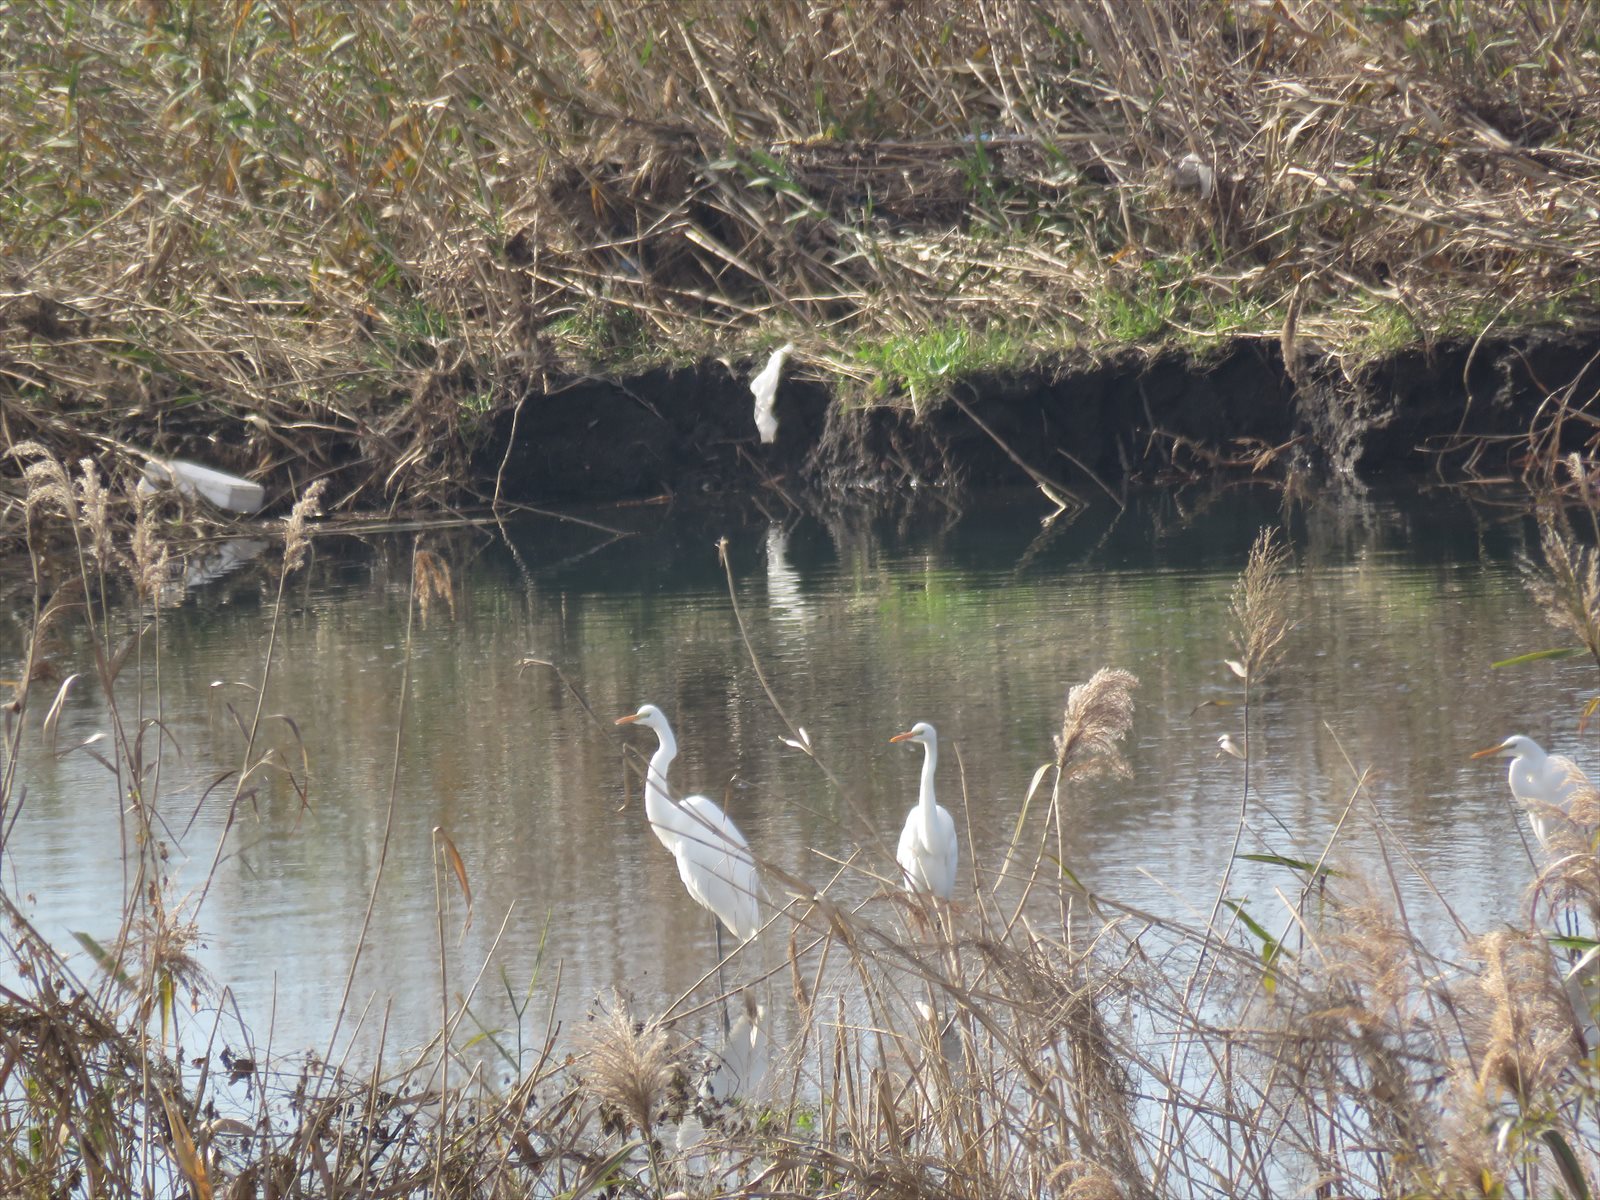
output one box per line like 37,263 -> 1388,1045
5,2 -> 1600,518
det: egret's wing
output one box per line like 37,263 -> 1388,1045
1532,758 -> 1597,851
897,803 -> 958,898
675,794 -> 761,941
935,805 -> 959,897
896,806 -> 922,887
679,794 -> 752,850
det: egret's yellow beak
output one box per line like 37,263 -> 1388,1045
889,730 -> 914,743
1469,743 -> 1503,759
615,714 -> 640,726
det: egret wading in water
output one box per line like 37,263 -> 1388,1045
1471,734 -> 1595,855
891,722 -> 959,900
615,705 -> 762,947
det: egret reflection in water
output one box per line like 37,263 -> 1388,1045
764,523 -> 808,626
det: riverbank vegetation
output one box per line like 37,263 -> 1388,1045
4,446 -> 1600,1196
4,1 -> 1600,513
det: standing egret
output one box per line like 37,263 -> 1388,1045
1471,734 -> 1594,854
890,722 -> 959,900
615,705 -> 761,944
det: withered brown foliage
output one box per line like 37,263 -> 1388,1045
4,2 -> 1600,511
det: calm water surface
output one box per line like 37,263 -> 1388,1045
3,486 -> 1588,1066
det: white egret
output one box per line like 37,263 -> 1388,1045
1471,734 -> 1594,854
615,705 -> 761,943
890,722 -> 959,900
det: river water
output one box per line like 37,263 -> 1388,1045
2,485 -> 1590,1073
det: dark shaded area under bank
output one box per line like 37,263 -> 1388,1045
481,329 -> 1600,505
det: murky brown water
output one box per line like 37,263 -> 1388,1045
3,486 -> 1588,1068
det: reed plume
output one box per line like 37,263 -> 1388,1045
10,442 -> 76,523
1048,1163 -> 1124,1200
1317,882 -> 1420,1021
1521,504 -> 1600,668
1229,528 -> 1293,680
75,458 -> 111,573
1054,667 -> 1139,780
1471,929 -> 1578,1100
282,479 -> 326,575
579,995 -> 681,1141
1430,1077 -> 1506,1200
128,489 -> 167,602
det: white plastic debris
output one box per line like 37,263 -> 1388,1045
137,458 -> 266,514
750,342 -> 795,444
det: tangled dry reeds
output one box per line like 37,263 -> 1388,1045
3,1 -> 1600,515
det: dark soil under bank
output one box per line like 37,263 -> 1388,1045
481,329 -> 1600,506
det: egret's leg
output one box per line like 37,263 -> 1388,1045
713,916 -> 732,1034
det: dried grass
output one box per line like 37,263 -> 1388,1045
1230,527 -> 1295,681
578,994 -> 685,1142
3,1 -> 1599,514
1055,667 -> 1140,780
1524,501 -> 1600,669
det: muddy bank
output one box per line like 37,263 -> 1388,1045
480,329 -> 1600,505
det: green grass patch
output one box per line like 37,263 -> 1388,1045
547,303 -> 658,370
1347,298 -> 1421,359
854,324 -> 1025,409
1085,257 -> 1224,346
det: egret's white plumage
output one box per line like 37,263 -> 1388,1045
616,705 -> 761,942
1471,734 -> 1593,853
891,722 -> 959,900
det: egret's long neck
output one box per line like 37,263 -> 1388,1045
1510,752 -> 1538,795
646,730 -> 678,821
918,738 -> 938,824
